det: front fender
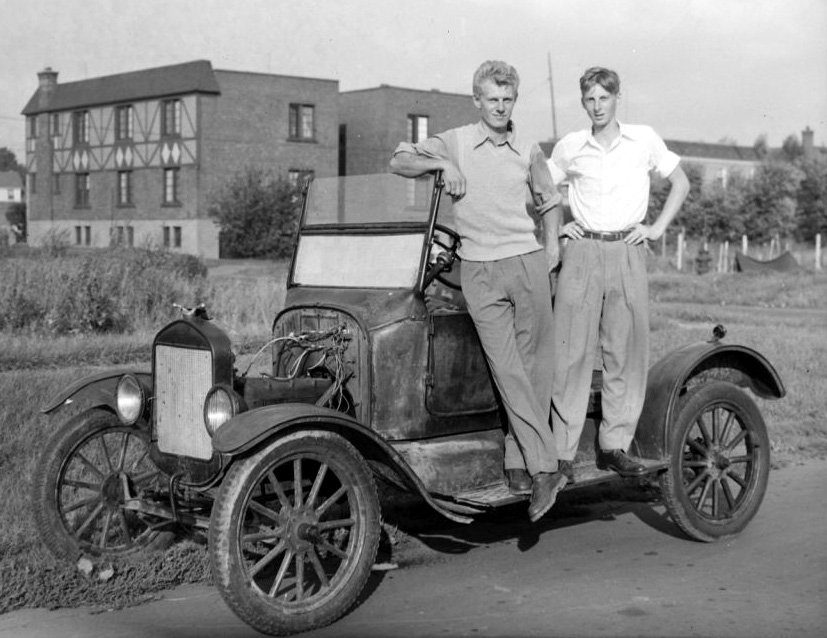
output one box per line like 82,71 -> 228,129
634,341 -> 785,459
41,369 -> 152,415
213,403 -> 475,524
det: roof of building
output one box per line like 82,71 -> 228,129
22,60 -> 221,115
664,140 -> 761,162
0,171 -> 23,189
340,84 -> 472,99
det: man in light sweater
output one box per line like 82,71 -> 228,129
390,60 -> 567,522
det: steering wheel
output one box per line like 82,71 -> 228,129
425,224 -> 462,290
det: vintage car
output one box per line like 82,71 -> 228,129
34,172 -> 785,636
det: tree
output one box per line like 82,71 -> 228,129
753,134 -> 769,160
208,168 -> 301,259
0,147 -> 24,181
781,135 -> 804,162
5,202 -> 26,242
794,157 -> 827,240
738,161 -> 802,243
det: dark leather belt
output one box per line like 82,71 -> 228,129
581,230 -> 630,242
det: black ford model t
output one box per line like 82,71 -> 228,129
34,172 -> 785,635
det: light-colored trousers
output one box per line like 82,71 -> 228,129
550,239 -> 649,460
461,250 -> 558,476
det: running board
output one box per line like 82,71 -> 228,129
450,458 -> 670,509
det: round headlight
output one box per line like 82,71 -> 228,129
204,385 -> 240,436
116,374 -> 145,425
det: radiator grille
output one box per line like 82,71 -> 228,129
154,345 -> 213,460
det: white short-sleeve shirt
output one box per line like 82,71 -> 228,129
548,122 -> 680,232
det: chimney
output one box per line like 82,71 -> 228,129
802,126 -> 815,159
37,66 -> 59,110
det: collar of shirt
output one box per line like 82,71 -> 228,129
577,120 -> 643,153
471,120 -> 521,155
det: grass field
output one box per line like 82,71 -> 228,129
1,262 -> 825,613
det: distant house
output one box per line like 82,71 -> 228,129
22,61 -> 339,258
0,170 -> 24,242
339,84 -> 479,175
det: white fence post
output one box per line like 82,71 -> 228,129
677,231 -> 684,271
742,234 -> 748,256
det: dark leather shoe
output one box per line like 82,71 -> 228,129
528,472 -> 568,522
597,449 -> 647,477
558,460 -> 575,485
505,468 -> 532,495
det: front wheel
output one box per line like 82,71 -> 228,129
660,381 -> 770,542
32,408 -> 169,561
209,430 -> 381,636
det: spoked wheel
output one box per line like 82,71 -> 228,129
209,430 -> 381,636
33,408 -> 169,561
660,381 -> 770,542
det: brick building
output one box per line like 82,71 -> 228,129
22,61 -> 338,259
339,84 -> 479,175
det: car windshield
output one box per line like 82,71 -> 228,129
292,173 -> 455,289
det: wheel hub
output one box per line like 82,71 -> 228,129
100,472 -> 126,507
284,507 -> 319,553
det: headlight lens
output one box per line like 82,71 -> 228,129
204,385 -> 239,436
116,374 -> 145,425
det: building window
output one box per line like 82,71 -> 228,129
115,105 -> 133,141
163,225 -> 182,248
75,173 -> 90,207
127,226 -> 134,246
289,104 -> 315,140
73,111 -> 90,145
75,226 -> 82,245
50,113 -> 60,137
407,115 -> 429,143
288,169 -> 315,190
84,226 -> 91,246
163,168 -> 179,204
53,174 -> 60,194
161,99 -> 181,137
118,171 -> 132,205
27,115 -> 37,138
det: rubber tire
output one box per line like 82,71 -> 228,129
32,408 -> 170,561
209,430 -> 381,636
660,381 -> 770,542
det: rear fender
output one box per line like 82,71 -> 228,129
41,370 -> 152,415
213,403 -> 474,524
634,341 -> 785,459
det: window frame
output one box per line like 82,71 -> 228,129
407,114 -> 429,143
75,173 -> 90,207
117,170 -> 133,206
115,105 -> 134,141
73,110 -> 90,145
289,103 -> 316,141
161,99 -> 181,137
163,167 -> 180,205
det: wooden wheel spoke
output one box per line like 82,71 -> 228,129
695,414 -> 713,447
293,459 -> 304,508
719,410 -> 736,444
98,509 -> 114,548
75,452 -> 106,481
726,470 -> 748,489
98,436 -> 116,474
684,468 -> 709,495
267,471 -> 292,510
131,468 -> 161,488
724,429 -> 747,452
74,501 -> 105,537
687,437 -> 709,457
62,478 -> 100,492
295,553 -> 305,601
720,474 -> 737,511
306,546 -> 331,588
244,527 -> 284,544
306,463 -> 329,509
317,517 -> 355,532
267,549 -> 295,598
117,510 -> 135,548
693,475 -> 713,511
315,485 -> 347,518
125,446 -> 151,474
249,499 -> 283,524
250,540 -> 287,577
315,538 -> 348,560
115,432 -> 131,472
711,479 -> 721,517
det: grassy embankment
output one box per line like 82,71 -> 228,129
1,249 -> 825,613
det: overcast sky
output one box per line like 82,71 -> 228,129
1,0 -> 825,161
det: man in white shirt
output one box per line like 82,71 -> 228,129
548,67 -> 689,480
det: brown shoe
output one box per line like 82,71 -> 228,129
505,468 -> 532,495
596,449 -> 647,477
528,472 -> 568,522
558,460 -> 575,485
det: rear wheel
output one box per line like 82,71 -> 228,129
660,382 -> 770,542
209,430 -> 380,636
32,408 -> 169,561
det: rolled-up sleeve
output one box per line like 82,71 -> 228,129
529,144 -> 562,215
392,135 -> 450,161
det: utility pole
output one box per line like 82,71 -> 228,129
547,51 -> 558,142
